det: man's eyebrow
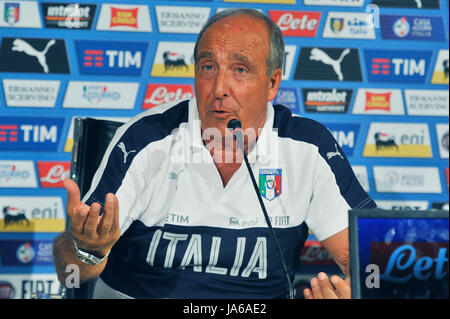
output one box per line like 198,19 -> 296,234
197,51 -> 214,61
231,53 -> 254,67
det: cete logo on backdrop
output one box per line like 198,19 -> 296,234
2,79 -> 60,108
143,84 -> 194,109
352,89 -> 404,115
0,37 -> 70,74
323,12 -> 375,39
380,15 -> 446,41
324,123 -> 360,157
75,40 -> 147,76
0,1 -> 42,28
37,161 -> 70,188
0,160 -> 37,188
302,88 -> 352,113
269,10 -> 321,37
365,49 -> 432,83
41,2 -> 96,29
0,117 -> 64,152
96,4 -> 151,32
363,123 -> 432,158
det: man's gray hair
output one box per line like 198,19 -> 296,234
193,8 -> 285,76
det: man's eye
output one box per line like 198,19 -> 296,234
236,67 -> 247,73
202,65 -> 213,71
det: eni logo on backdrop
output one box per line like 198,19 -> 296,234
363,123 -> 432,158
0,197 -> 65,233
151,42 -> 195,78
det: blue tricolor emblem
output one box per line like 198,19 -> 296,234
259,169 -> 282,201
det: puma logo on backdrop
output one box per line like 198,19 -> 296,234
310,48 -> 350,81
12,38 -> 56,73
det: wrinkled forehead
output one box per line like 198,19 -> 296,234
197,15 -> 270,61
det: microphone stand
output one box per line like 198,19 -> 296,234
228,120 -> 296,299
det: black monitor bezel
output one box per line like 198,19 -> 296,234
349,209 -> 449,299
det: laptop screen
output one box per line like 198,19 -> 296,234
349,209 -> 449,299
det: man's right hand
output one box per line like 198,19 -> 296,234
64,178 -> 120,257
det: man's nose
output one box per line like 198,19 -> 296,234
212,69 -> 231,98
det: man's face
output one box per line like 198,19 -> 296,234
194,14 -> 281,142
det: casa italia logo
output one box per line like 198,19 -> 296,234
393,17 -> 410,37
259,169 -> 282,201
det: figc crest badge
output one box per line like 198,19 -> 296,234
259,169 -> 282,201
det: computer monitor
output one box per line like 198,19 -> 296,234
349,209 -> 449,299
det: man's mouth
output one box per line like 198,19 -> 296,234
211,109 -> 232,119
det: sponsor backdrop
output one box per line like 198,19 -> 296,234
0,0 -> 448,298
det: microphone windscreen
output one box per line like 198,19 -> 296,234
227,119 -> 242,130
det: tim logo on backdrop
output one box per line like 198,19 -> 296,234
365,49 -> 432,83
0,116 -> 64,152
75,40 -> 147,76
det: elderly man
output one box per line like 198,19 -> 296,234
53,8 -> 376,299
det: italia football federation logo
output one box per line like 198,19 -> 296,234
4,3 -> 19,25
259,169 -> 282,201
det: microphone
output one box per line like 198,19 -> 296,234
226,119 -> 296,299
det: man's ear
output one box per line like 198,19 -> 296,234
267,68 -> 282,102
